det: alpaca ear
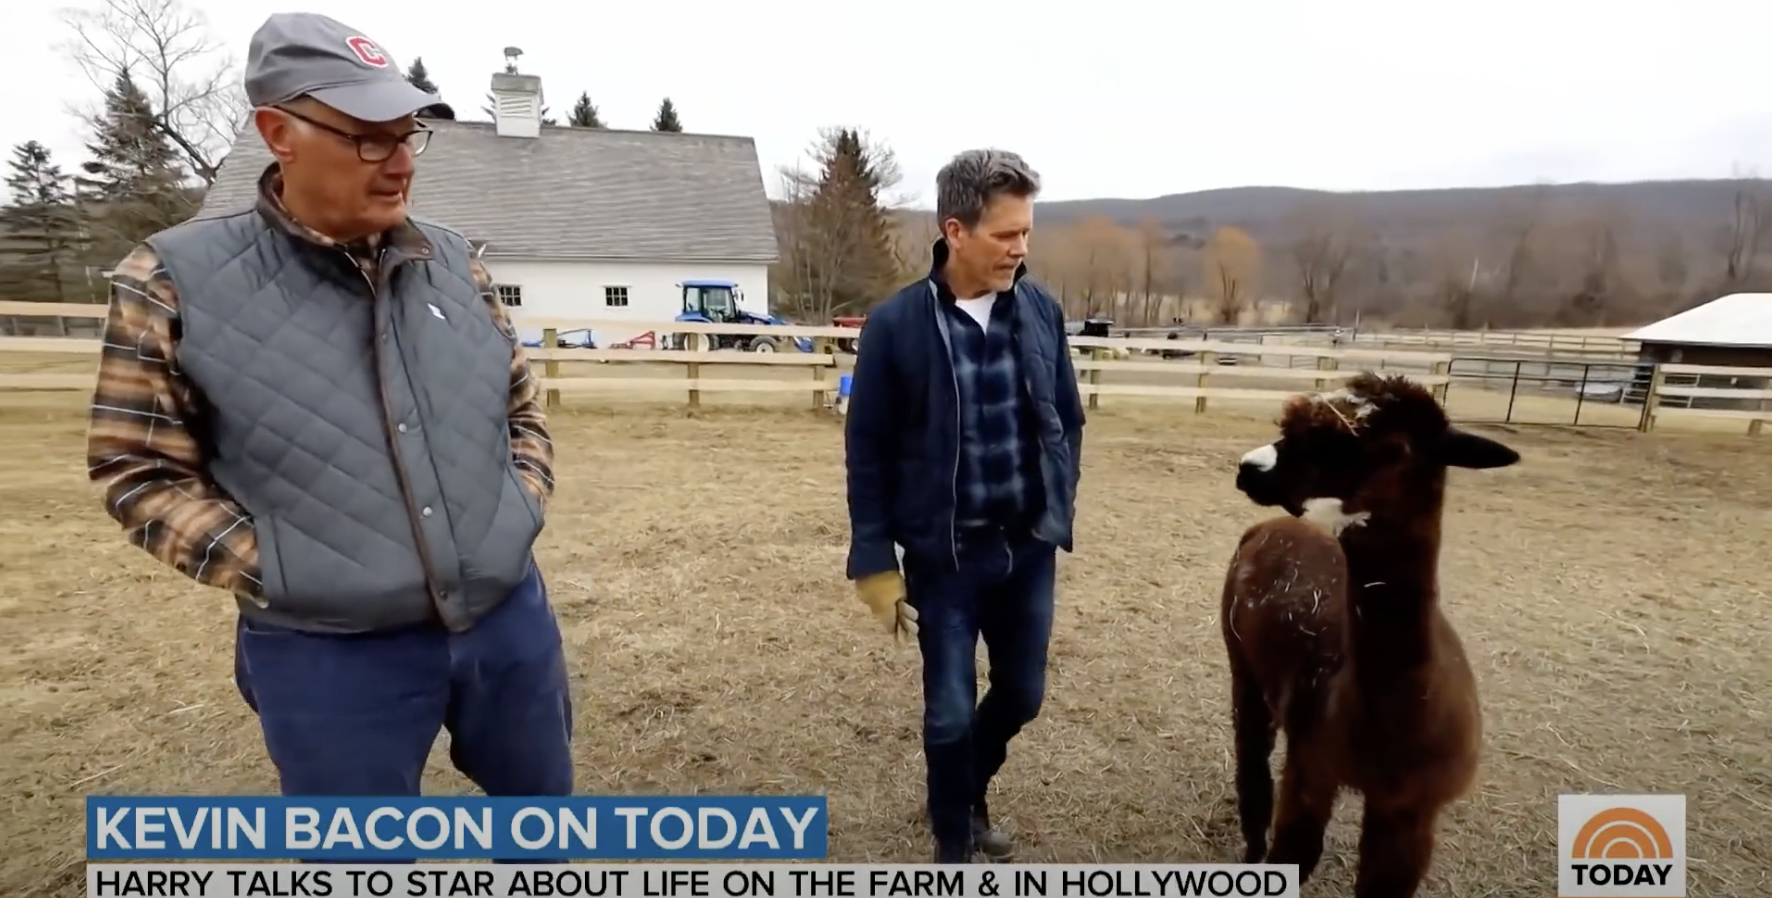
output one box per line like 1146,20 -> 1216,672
1437,427 -> 1520,469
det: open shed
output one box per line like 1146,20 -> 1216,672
1624,293 -> 1772,410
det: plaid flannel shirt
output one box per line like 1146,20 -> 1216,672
86,167 -> 554,597
943,293 -> 1039,528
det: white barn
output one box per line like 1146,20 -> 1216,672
194,72 -> 779,348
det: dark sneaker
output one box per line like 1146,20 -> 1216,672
971,808 -> 1014,861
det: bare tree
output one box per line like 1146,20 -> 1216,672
1135,217 -> 1167,327
1161,242 -> 1199,325
1071,216 -> 1134,318
1475,189 -> 1547,326
1281,200 -> 1363,324
887,210 -> 939,281
1652,226 -> 1691,296
1428,242 -> 1481,330
60,0 -> 246,185
769,165 -> 816,318
1721,182 -> 1766,286
1538,201 -> 1644,326
1202,225 -> 1260,325
1025,227 -> 1070,302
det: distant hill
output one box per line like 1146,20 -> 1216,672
790,177 -> 1772,330
1027,179 -> 1755,245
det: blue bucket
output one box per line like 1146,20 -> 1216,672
838,374 -> 854,398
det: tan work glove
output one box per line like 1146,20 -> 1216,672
854,571 -> 918,643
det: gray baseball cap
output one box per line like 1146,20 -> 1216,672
244,13 -> 453,123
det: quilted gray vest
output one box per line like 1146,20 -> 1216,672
146,209 -> 543,634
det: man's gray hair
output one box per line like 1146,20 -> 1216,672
935,149 -> 1042,230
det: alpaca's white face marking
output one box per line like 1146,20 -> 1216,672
1301,497 -> 1370,536
1241,443 -> 1279,471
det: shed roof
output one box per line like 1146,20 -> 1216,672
195,120 -> 779,264
1623,292 -> 1772,347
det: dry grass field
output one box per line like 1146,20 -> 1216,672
1,386 -> 1769,897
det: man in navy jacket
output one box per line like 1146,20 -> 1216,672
843,148 -> 1086,863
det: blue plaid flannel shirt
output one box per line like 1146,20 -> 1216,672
944,294 -> 1041,528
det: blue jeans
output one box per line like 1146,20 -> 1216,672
903,526 -> 1057,847
234,562 -> 575,839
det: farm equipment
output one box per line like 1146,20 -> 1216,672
831,315 -> 866,353
665,279 -> 813,353
519,328 -> 596,349
1064,317 -> 1119,357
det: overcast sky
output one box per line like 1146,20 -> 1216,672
4,0 -> 1770,207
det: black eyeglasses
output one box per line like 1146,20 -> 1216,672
278,107 -> 432,162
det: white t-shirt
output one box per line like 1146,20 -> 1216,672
954,293 -> 995,330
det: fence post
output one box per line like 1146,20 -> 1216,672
1314,355 -> 1339,390
1572,363 -> 1591,426
1636,365 -> 1665,432
1087,347 -> 1104,411
1430,359 -> 1450,403
540,327 -> 560,410
1195,351 -> 1216,414
811,358 -> 826,410
1504,361 -> 1522,423
686,356 -> 702,409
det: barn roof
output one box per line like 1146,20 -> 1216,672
194,120 -> 779,264
1623,292 -> 1772,348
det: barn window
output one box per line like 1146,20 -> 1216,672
495,284 -> 522,307
604,286 -> 630,308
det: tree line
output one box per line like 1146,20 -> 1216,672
989,187 -> 1771,330
0,0 -> 698,308
403,57 -> 685,133
6,0 -> 1762,331
769,152 -> 1772,331
1,69 -> 203,305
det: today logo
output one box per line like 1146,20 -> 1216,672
1558,794 -> 1686,898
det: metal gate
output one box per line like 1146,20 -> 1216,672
1443,356 -> 1653,429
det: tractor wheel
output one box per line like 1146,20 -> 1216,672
749,336 -> 777,353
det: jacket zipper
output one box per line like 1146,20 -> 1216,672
1018,320 -> 1045,543
933,283 -> 962,571
353,248 -> 447,613
949,340 -> 962,571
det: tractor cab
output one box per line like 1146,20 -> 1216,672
680,279 -> 745,323
671,278 -> 808,352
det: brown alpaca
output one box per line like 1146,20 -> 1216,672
1222,372 -> 1520,897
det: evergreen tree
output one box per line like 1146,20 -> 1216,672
0,141 -> 82,303
651,98 -> 683,133
75,69 -> 197,260
406,57 -> 453,119
405,57 -> 439,93
803,128 -> 898,313
568,92 -> 603,128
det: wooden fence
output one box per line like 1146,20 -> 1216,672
0,301 -> 1763,435
1639,363 -> 1772,436
1350,327 -> 1635,357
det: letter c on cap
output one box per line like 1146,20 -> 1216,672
346,36 -> 389,67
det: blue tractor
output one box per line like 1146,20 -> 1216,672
667,278 -> 812,353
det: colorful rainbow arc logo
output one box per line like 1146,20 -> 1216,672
1569,807 -> 1675,860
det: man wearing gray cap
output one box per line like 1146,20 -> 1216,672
85,13 -> 574,805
